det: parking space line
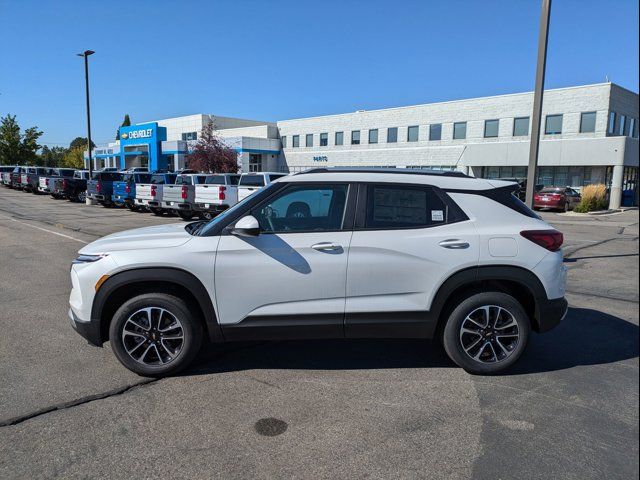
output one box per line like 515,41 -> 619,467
0,215 -> 88,244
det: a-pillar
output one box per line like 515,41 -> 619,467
608,164 -> 624,210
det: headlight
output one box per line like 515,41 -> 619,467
72,254 -> 108,265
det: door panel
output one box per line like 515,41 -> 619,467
214,231 -> 352,329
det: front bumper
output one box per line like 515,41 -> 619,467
69,308 -> 102,346
535,296 -> 568,333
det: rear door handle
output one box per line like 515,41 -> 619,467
312,242 -> 343,251
439,239 -> 470,249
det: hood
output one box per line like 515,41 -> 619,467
79,223 -> 193,254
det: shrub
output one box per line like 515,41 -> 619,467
574,184 -> 608,212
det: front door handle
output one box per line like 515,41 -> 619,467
312,242 -> 343,251
439,239 -> 470,249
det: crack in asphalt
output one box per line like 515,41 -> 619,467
0,379 -> 159,428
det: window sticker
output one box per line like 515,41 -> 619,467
431,210 -> 444,222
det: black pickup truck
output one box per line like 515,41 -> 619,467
51,170 -> 90,202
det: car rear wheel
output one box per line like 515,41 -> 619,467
443,292 -> 530,375
109,293 -> 203,376
200,211 -> 214,220
178,211 -> 195,221
563,201 -> 569,212
77,191 -> 86,203
150,207 -> 164,216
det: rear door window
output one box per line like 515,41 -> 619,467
205,175 -> 226,185
363,184 -> 457,229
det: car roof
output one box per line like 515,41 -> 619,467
283,168 -> 499,191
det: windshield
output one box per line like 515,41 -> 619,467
197,182 -> 278,236
239,175 -> 265,187
175,175 -> 193,185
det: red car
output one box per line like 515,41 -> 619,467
534,187 -> 582,212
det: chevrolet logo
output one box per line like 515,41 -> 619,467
121,132 -> 128,139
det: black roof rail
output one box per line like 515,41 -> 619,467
296,167 -> 470,178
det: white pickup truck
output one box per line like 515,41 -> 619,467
238,172 -> 287,202
194,173 -> 241,220
134,173 -> 177,215
162,174 -> 213,220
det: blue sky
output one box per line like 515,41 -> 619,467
0,0 -> 638,148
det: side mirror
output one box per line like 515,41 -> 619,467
231,215 -> 260,237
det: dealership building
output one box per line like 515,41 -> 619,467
88,82 -> 639,207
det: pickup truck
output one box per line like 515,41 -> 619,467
238,172 -> 287,202
10,167 -> 27,189
134,172 -> 177,215
162,173 -> 212,220
0,166 -> 16,186
194,173 -> 241,220
87,171 -> 124,207
21,167 -> 54,193
52,170 -> 90,202
112,172 -> 152,210
40,168 -> 76,196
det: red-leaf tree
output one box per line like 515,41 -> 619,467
187,121 -> 238,173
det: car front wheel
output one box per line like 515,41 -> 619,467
443,292 -> 530,375
109,293 -> 203,376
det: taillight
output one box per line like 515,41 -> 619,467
181,185 -> 188,199
62,179 -> 68,189
151,185 -> 157,197
125,184 -> 131,194
27,175 -> 31,182
96,182 -> 102,193
46,178 -> 49,185
219,186 -> 226,200
520,229 -> 563,252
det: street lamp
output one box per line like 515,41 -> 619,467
77,50 -> 95,178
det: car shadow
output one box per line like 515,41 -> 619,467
183,307 -> 638,376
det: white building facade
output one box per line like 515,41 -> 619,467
90,83 -> 638,207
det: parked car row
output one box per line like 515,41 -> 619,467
1,165 -> 287,220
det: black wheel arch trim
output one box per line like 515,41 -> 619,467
429,265 -> 554,334
91,267 -> 223,344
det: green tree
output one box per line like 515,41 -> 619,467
62,146 -> 86,169
40,145 -> 68,167
0,114 -> 43,165
69,137 -> 95,151
0,114 -> 22,165
115,114 -> 131,140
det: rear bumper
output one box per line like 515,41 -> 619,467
535,296 -> 568,333
534,201 -> 563,209
164,202 -> 192,210
89,194 -> 106,201
68,308 -> 102,347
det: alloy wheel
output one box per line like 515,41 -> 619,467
459,305 -> 520,364
121,307 -> 185,366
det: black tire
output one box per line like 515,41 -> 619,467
200,211 -> 214,221
178,210 -> 195,221
150,207 -> 164,216
126,203 -> 138,211
109,293 -> 203,377
442,292 -> 530,375
563,202 -> 570,212
77,191 -> 87,203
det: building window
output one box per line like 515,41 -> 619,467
249,153 -> 262,172
544,114 -> 563,135
580,112 -> 597,133
618,115 -> 626,136
306,134 -> 313,147
387,127 -> 398,143
429,124 -> 442,141
292,135 -> 300,148
629,118 -> 637,138
407,125 -> 419,142
335,131 -> 344,146
320,132 -> 328,146
513,117 -> 530,136
351,130 -> 360,145
281,136 -> 287,148
453,122 -> 467,140
608,112 -> 616,134
368,129 -> 378,144
484,119 -> 499,138
181,132 -> 197,141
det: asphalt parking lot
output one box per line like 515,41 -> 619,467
0,187 -> 638,479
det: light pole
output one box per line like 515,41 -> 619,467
525,0 -> 552,207
77,50 -> 95,178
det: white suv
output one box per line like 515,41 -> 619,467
69,168 -> 567,376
